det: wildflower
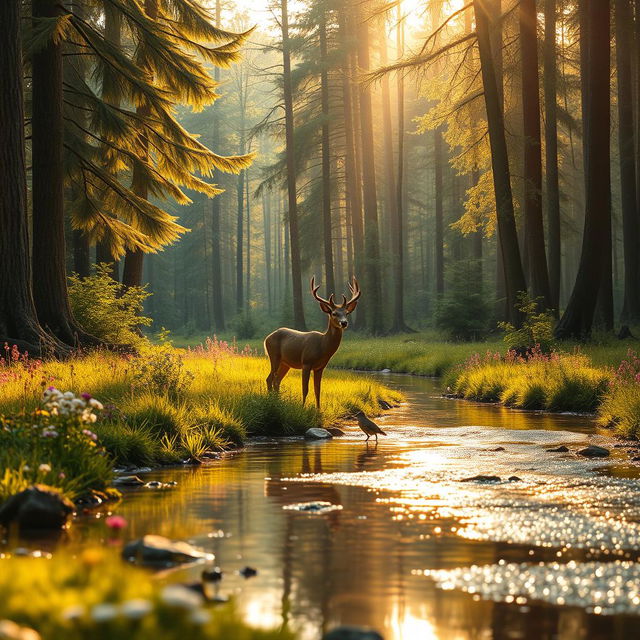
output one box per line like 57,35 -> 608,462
38,463 -> 51,474
90,604 -> 118,623
89,398 -> 104,410
188,609 -> 211,625
61,605 -> 85,622
120,599 -> 152,620
58,472 -> 66,480
160,584 -> 204,610
82,429 -> 98,441
23,465 -> 30,472
41,428 -> 58,438
0,620 -> 21,639
105,515 -> 127,530
81,392 -> 92,400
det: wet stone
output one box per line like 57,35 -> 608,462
508,476 -> 522,482
239,566 -> 258,578
0,485 -> 74,531
283,501 -> 343,514
460,475 -> 501,483
487,447 -> 505,452
114,475 -> 145,486
323,626 -> 384,640
305,428 -> 333,440
122,534 -> 211,566
546,445 -> 569,452
577,445 -> 610,458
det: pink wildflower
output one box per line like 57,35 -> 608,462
105,515 -> 127,530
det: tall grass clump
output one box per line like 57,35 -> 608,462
0,550 -> 295,640
448,348 -> 610,412
598,350 -> 640,438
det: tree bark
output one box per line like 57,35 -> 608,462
473,0 -> 527,326
544,0 -> 561,313
434,129 -> 445,296
211,0 -> 225,330
122,0 -> 158,289
555,0 -> 611,339
520,0 -> 552,308
355,7 -> 383,333
0,0 -> 56,355
319,8 -> 335,295
31,0 -> 95,346
281,0 -> 306,329
616,0 -> 640,322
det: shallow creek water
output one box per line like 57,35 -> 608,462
42,376 -> 640,637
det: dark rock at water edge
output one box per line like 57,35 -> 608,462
122,534 -> 210,566
323,626 -> 384,640
546,445 -> 569,453
305,428 -> 333,440
487,446 -> 505,452
577,445 -> 610,458
114,475 -> 145,486
239,566 -> 258,578
508,476 -> 522,482
0,485 -> 74,531
460,475 -> 501,483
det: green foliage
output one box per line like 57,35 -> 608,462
499,293 -> 556,352
68,264 -> 151,347
435,260 -> 491,341
191,401 -> 246,446
231,313 -> 258,340
131,332 -> 194,398
598,350 -> 640,437
0,389 -> 113,502
0,551 -> 295,640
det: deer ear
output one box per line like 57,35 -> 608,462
345,300 -> 359,314
319,301 -> 332,314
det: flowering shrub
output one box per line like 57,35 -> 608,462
0,388 -> 113,502
499,293 -> 556,353
131,333 -> 194,398
598,350 -> 640,437
612,349 -> 640,386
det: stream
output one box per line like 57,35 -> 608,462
47,375 -> 640,638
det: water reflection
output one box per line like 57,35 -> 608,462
28,376 -> 640,637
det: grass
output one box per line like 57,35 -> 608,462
0,340 -> 403,480
0,549 -> 295,640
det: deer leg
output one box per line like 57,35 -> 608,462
313,368 -> 324,409
266,349 -> 279,392
274,363 -> 290,392
301,366 -> 311,405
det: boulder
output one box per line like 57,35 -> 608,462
0,485 -> 74,531
577,445 -> 610,458
460,475 -> 501,483
546,445 -> 569,453
305,428 -> 333,440
326,427 -> 346,437
508,476 -> 522,482
122,534 -> 210,566
323,626 -> 384,640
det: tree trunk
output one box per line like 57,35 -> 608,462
473,0 -> 527,326
281,0 -> 306,329
0,0 -> 56,355
616,0 -> 640,322
391,5 -> 411,332
555,0 -> 611,339
319,9 -> 335,295
211,0 -> 225,331
544,0 -> 561,313
434,129 -> 445,296
31,0 -> 95,346
520,0 -> 552,308
236,168 -> 245,314
263,190 -> 272,314
356,7 -> 383,333
246,164 -> 251,309
122,0 -> 158,289
73,231 -> 90,278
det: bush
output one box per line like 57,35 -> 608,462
131,332 -> 194,398
231,313 -> 258,340
68,264 -> 151,347
435,260 -> 491,341
598,350 -> 640,437
499,293 -> 555,353
0,388 -> 113,502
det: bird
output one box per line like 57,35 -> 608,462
353,410 -> 387,441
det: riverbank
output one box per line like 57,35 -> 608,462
0,338 -> 402,506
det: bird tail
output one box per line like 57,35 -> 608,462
378,428 -> 387,436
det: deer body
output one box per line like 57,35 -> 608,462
265,277 -> 360,408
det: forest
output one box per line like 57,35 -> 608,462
1,1 -> 640,639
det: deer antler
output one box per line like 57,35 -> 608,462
310,276 -> 334,308
346,276 -> 361,306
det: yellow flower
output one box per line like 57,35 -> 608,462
80,548 -> 104,567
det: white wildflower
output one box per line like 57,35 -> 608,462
120,599 -> 152,620
61,605 -> 85,621
90,603 -> 118,623
188,609 -> 211,625
63,391 -> 74,400
89,399 -> 104,411
160,585 -> 203,610
17,628 -> 40,640
38,463 -> 51,474
0,620 -> 22,639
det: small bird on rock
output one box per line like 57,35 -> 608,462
354,410 -> 387,441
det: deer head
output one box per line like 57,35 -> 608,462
310,276 -> 361,330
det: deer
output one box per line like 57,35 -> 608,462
264,276 -> 361,408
